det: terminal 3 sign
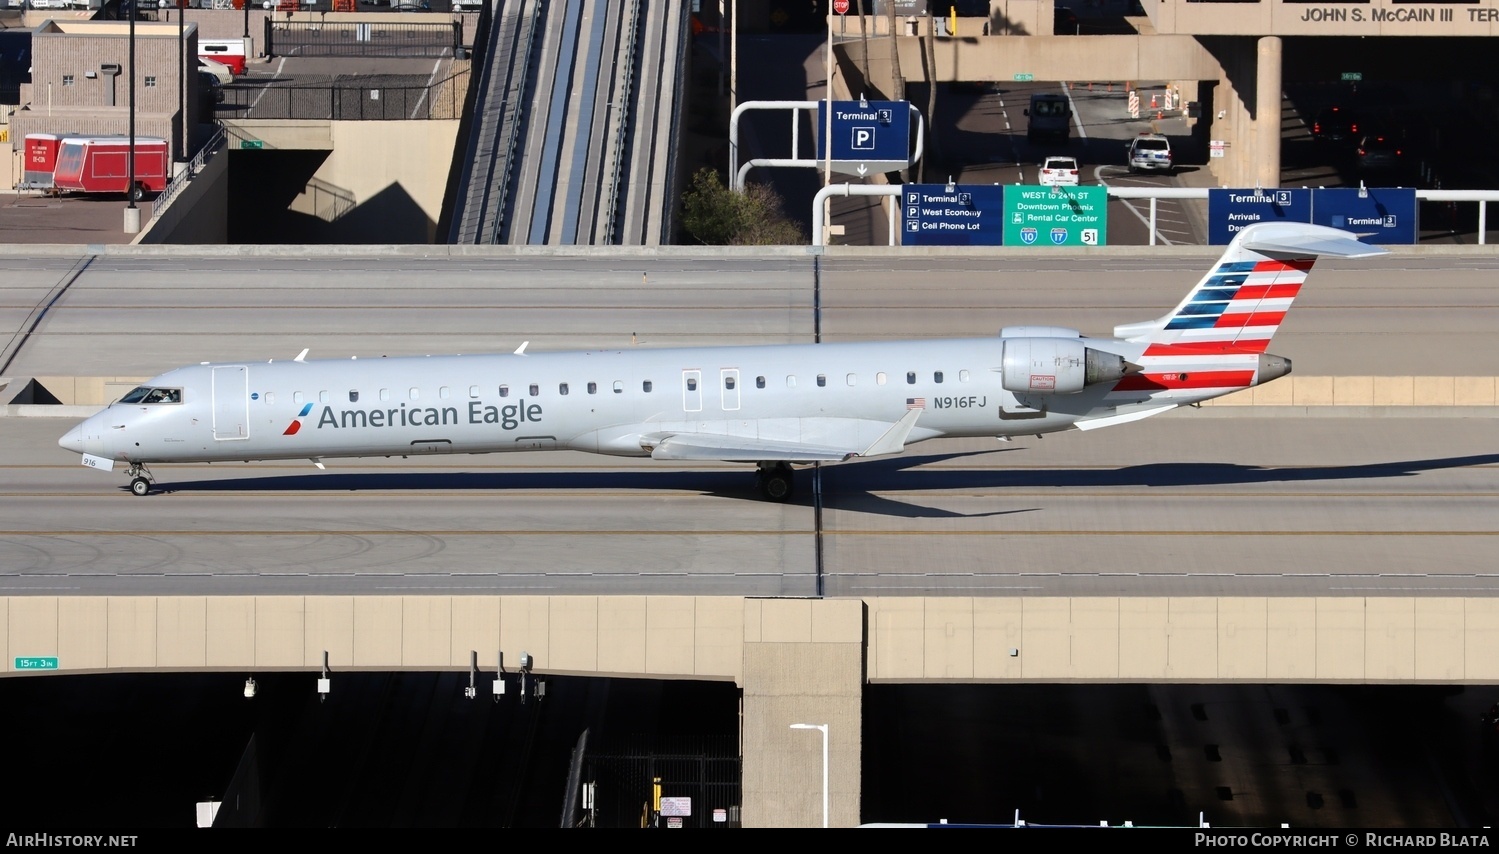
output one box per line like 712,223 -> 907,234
1208,188 -> 1416,244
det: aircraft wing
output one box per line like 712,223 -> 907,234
645,409 -> 925,463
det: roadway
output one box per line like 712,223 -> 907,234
2,251 -> 1496,598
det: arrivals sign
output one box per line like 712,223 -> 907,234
1002,185 -> 1107,246
901,184 -> 1003,246
1311,187 -> 1417,244
816,100 -> 912,176
1207,188 -> 1312,245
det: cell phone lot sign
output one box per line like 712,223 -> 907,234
901,184 -> 1003,246
1002,186 -> 1106,246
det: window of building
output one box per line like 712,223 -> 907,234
62,75 -> 74,86
144,76 -> 157,88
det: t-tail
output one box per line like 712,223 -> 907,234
1109,222 -> 1387,403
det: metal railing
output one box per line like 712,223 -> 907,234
220,69 -> 470,120
150,126 -> 227,222
265,20 -> 462,59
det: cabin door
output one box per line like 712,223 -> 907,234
212,365 -> 249,441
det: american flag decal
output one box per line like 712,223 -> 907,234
906,398 -> 926,410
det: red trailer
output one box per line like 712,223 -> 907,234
18,133 -> 78,191
51,136 -> 170,201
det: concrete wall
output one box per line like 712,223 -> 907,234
136,133 -> 230,244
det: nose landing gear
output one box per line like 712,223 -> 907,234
125,462 -> 156,497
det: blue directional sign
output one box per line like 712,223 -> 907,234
901,184 -> 1003,246
816,100 -> 912,177
1208,188 -> 1312,245
1311,187 -> 1417,244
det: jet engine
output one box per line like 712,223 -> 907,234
1000,336 -> 1130,395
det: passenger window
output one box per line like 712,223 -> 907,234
379,388 -> 390,401
293,391 -> 304,404
817,374 -> 826,387
440,387 -> 451,399
643,380 -> 653,393
877,372 -> 887,386
499,385 -> 510,398
725,376 -> 736,390
846,373 -> 856,386
960,370 -> 971,382
787,376 -> 796,388
906,372 -> 916,385
409,388 -> 419,400
687,378 -> 698,391
756,376 -> 766,389
529,384 -> 539,396
613,381 -> 623,394
320,390 -> 330,403
349,390 -> 359,402
588,382 -> 597,394
559,383 -> 569,395
265,392 -> 275,405
469,385 -> 480,398
934,372 -> 944,384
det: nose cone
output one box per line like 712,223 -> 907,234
59,423 -> 84,453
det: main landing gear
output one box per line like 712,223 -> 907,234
756,462 -> 794,502
125,462 -> 156,497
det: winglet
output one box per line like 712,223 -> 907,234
514,341 -> 529,356
294,348 -> 309,362
857,408 -> 923,458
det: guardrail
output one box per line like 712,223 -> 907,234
150,126 -> 226,223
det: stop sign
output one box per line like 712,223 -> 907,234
833,0 -> 849,13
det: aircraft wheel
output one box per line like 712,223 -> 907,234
759,466 -> 793,502
130,476 -> 151,497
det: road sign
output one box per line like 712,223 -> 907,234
1207,188 -> 1312,245
1002,185 -> 1106,247
833,0 -> 849,13
1013,73 -> 1034,82
240,140 -> 264,149
15,657 -> 59,670
1341,72 -> 1363,82
816,100 -> 912,176
1312,187 -> 1417,244
1210,139 -> 1225,158
902,184 -> 1003,246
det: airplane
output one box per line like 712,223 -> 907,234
58,222 -> 1385,500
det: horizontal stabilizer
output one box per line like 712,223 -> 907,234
1238,222 -> 1389,259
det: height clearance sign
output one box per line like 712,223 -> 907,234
1003,185 -> 1107,246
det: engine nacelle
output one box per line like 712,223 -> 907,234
1001,337 -> 1129,395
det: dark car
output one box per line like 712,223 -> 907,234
1355,131 -> 1409,176
1311,105 -> 1362,146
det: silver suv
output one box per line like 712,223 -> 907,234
1127,133 -> 1174,174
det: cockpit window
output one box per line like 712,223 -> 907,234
121,387 -> 181,404
145,388 -> 180,404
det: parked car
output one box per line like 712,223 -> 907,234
198,71 -> 224,107
1038,155 -> 1080,186
1126,133 -> 1173,174
198,57 -> 233,86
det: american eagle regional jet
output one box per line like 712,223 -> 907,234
58,222 -> 1385,500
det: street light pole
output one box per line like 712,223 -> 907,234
790,723 -> 829,828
